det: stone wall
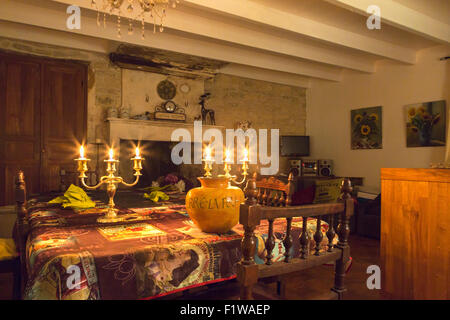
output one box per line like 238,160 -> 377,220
206,74 -> 307,172
122,69 -> 205,122
0,37 -> 307,175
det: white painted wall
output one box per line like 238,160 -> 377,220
307,45 -> 450,191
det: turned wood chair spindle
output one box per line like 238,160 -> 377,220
262,188 -> 269,205
300,217 -> 309,259
283,217 -> 293,262
256,187 -> 262,204
278,192 -> 285,207
326,215 -> 335,252
265,219 -> 275,265
272,191 -> 280,207
313,217 -> 323,256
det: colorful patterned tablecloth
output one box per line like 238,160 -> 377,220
23,195 -> 337,300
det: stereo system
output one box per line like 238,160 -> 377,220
289,159 -> 333,177
318,159 -> 333,177
289,159 -> 302,176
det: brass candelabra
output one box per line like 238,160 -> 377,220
75,146 -> 143,223
203,146 -> 249,185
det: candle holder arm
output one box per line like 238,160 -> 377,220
119,174 -> 141,188
80,177 -> 107,190
230,174 -> 248,186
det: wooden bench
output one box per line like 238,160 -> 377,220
237,173 -> 354,300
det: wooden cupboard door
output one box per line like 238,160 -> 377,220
381,169 -> 450,300
41,61 -> 87,192
0,54 -> 41,205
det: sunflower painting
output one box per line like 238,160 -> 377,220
351,106 -> 382,149
405,100 -> 446,147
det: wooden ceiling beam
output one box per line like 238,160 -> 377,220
181,0 -> 417,64
325,0 -> 450,44
51,0 -> 376,73
0,0 -> 342,82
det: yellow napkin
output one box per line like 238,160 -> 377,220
49,184 -> 96,209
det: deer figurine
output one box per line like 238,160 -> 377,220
199,93 -> 215,125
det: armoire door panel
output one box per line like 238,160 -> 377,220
3,60 -> 39,137
41,61 -> 87,192
0,53 -> 41,205
4,140 -> 36,161
0,52 -> 87,203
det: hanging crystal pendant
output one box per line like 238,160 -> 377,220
128,19 -> 134,35
94,0 -> 178,37
117,15 -> 121,38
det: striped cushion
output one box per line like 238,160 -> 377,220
0,238 -> 18,261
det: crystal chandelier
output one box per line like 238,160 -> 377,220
91,0 -> 180,39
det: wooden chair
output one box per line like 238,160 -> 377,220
0,238 -> 20,299
237,173 -> 354,300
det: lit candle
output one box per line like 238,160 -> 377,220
203,145 -> 213,177
109,148 -> 114,161
76,145 -> 89,178
242,148 -> 249,162
204,145 -> 212,161
224,148 -> 232,163
135,147 -> 141,159
79,145 -> 86,160
241,148 -> 249,177
132,147 -> 143,173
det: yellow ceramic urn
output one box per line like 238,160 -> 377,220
185,177 -> 245,233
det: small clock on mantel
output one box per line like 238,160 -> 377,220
154,100 -> 186,122
163,100 -> 177,113
155,80 -> 186,121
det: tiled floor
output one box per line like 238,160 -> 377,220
184,234 -> 383,300
0,234 -> 382,300
277,234 -> 383,300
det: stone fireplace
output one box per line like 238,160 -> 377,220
108,118 -> 225,188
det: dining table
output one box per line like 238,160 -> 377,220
20,189 -> 337,300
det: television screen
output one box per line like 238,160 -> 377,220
280,136 -> 310,157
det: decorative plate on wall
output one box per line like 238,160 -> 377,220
157,80 -> 177,100
179,83 -> 191,94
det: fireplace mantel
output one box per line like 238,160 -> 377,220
107,118 -> 225,147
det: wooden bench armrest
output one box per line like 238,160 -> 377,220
257,202 -> 345,220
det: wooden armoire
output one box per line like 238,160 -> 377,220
0,52 -> 87,205
381,168 -> 450,299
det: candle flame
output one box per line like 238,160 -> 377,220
243,148 -> 249,161
109,148 -> 114,160
204,145 -> 212,161
135,147 -> 140,158
225,149 -> 231,162
80,145 -> 85,159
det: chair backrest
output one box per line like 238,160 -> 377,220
253,173 -> 295,207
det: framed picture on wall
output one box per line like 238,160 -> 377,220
405,100 -> 446,147
351,106 -> 382,149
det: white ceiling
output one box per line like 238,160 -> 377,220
0,0 -> 448,87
